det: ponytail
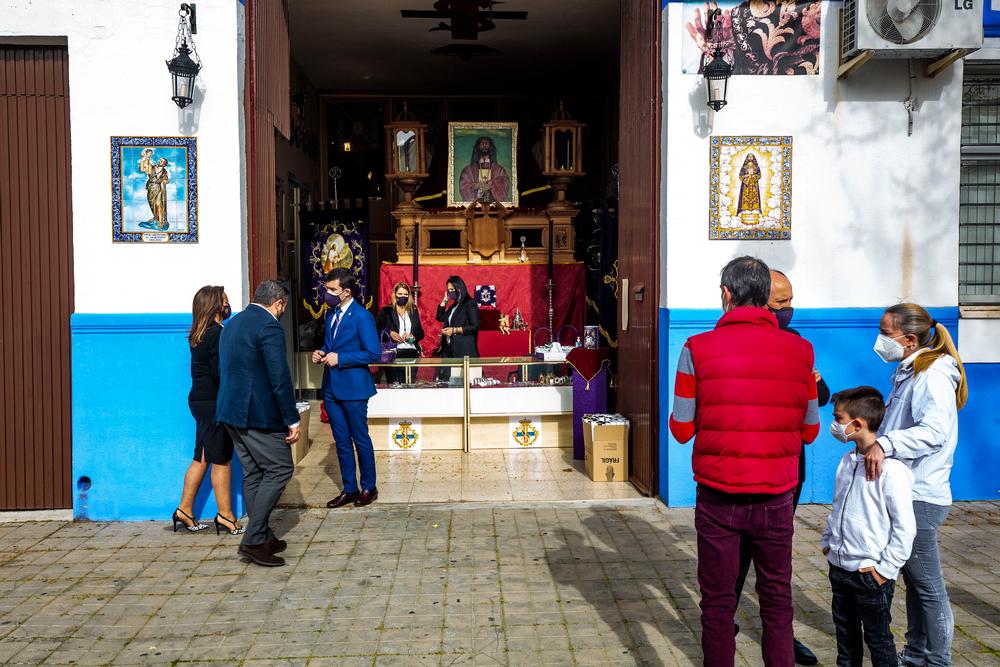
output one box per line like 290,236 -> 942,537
885,303 -> 968,410
912,323 -> 968,410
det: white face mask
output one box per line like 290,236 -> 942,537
830,420 -> 854,444
874,334 -> 906,363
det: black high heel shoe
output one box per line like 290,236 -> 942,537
172,508 -> 209,533
214,514 -> 246,536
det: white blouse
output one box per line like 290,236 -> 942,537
396,310 -> 415,350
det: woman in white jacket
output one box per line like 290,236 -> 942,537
864,303 -> 968,667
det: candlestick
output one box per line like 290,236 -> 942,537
412,221 -> 420,289
547,219 -> 554,280
547,279 -> 555,334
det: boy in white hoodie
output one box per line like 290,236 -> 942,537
822,386 -> 916,667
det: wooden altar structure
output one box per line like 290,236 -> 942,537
393,205 -> 577,266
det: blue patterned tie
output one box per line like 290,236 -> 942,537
331,307 -> 344,340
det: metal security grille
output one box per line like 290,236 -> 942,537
961,79 -> 1000,304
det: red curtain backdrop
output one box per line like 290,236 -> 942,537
378,263 -> 585,356
478,330 -> 531,356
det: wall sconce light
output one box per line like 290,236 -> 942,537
703,9 -> 733,112
165,4 -> 201,109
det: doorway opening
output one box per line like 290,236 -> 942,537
246,0 -> 660,503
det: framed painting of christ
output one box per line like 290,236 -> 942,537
709,136 -> 792,240
447,122 -> 518,207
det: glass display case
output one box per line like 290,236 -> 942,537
368,358 -> 466,452
467,357 -> 573,450
368,356 -> 572,451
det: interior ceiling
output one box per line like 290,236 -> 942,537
288,0 -> 620,93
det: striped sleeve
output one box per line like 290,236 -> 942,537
669,342 -> 697,444
802,373 -> 820,444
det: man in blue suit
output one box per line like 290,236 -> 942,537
217,280 -> 300,567
312,268 -> 381,508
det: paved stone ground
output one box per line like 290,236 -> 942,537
0,501 -> 998,666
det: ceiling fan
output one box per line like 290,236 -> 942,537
401,0 -> 528,40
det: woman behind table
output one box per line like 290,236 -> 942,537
436,275 -> 479,357
376,281 -> 425,384
172,285 -> 245,536
864,303 -> 968,667
436,276 -> 479,381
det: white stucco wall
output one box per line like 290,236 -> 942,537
1,0 -> 246,313
662,1 -> 963,311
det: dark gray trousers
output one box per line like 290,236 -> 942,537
225,426 -> 293,547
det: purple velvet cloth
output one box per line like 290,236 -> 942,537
572,367 -> 608,460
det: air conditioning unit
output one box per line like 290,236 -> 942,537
842,0 -> 983,60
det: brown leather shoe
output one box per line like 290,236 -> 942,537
238,543 -> 285,567
264,537 -> 287,554
326,491 -> 359,508
354,488 -> 378,507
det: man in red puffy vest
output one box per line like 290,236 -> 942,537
669,256 -> 820,667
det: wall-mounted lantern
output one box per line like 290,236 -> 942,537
542,101 -> 585,211
384,102 -> 429,209
165,4 -> 201,109
703,9 -> 733,112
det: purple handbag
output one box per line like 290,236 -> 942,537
380,329 -> 398,364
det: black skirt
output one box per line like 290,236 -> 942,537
189,400 -> 233,464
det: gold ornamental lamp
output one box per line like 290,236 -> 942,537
542,101 -> 585,211
384,102 -> 429,210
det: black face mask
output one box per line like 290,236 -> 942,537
221,304 -> 232,320
770,306 -> 794,330
396,296 -> 409,307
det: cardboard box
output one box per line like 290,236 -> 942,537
583,419 -> 629,482
291,405 -> 312,465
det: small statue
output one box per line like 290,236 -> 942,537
512,308 -> 527,331
498,313 -> 511,335
518,235 -> 528,263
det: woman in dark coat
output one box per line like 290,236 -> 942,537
436,275 -> 480,359
172,285 -> 244,536
376,281 -> 425,383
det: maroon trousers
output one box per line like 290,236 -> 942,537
695,484 -> 795,667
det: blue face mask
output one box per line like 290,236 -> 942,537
324,291 -> 342,309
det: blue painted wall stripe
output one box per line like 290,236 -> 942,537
658,307 -> 999,507
71,313 -> 244,521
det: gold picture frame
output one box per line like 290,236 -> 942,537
447,122 -> 518,207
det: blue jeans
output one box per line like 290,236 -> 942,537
324,397 -> 376,494
902,501 -> 953,667
829,565 -> 897,667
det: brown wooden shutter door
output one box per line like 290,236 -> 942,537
245,0 -> 291,290
0,45 -> 74,510
617,1 -> 661,495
